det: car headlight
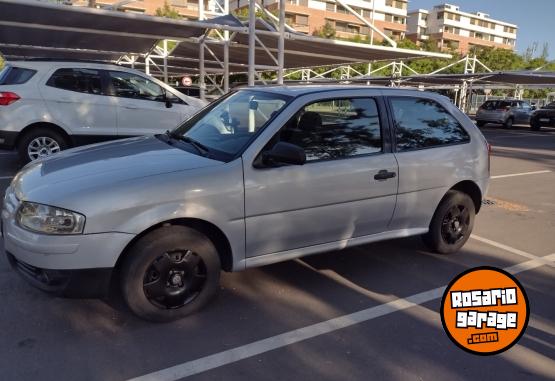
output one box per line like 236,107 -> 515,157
16,202 -> 85,235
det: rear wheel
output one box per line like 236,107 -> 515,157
530,120 -> 541,131
422,190 -> 475,254
17,127 -> 69,164
503,118 -> 514,129
120,225 -> 221,322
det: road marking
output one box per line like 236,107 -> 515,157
471,235 -> 555,268
491,170 -> 551,179
127,253 -> 555,381
0,176 -> 13,180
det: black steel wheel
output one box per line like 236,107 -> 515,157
121,225 -> 221,322
422,190 -> 475,254
143,250 -> 207,309
440,204 -> 470,245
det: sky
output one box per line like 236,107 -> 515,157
409,0 -> 555,60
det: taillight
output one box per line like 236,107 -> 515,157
0,92 -> 20,106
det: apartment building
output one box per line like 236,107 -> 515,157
71,0 -> 220,20
232,0 -> 408,43
407,4 -> 517,54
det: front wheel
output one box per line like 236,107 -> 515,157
120,225 -> 221,322
530,120 -> 541,131
503,118 -> 513,129
422,190 -> 475,254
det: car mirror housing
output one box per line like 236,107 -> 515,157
256,142 -> 306,168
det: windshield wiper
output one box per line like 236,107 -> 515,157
166,131 -> 210,156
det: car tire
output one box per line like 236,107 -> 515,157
17,127 -> 69,164
422,190 -> 475,255
120,225 -> 221,322
503,118 -> 513,129
530,121 -> 541,131
476,120 -> 486,127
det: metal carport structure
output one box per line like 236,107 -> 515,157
0,0 -> 452,100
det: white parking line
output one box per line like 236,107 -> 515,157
127,247 -> 555,381
471,235 -> 555,268
491,170 -> 551,179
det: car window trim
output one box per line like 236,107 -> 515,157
253,95 -> 390,167
385,95 -> 472,154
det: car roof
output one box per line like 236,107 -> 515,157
7,60 -> 126,71
240,84 -> 426,97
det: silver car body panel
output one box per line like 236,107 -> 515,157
2,86 -> 490,273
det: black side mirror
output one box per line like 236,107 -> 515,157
531,105 -> 537,111
165,97 -> 173,108
256,142 -> 306,168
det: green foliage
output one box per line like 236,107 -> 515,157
313,22 -> 336,39
155,1 -> 180,19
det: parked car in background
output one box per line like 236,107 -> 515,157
475,99 -> 533,129
173,85 -> 201,98
530,102 -> 555,130
3,86 -> 490,321
0,60 -> 206,163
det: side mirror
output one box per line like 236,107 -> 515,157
256,142 -> 306,168
531,105 -> 537,111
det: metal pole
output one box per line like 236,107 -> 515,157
277,0 -> 285,85
248,0 -> 256,86
145,55 -> 150,75
370,0 -> 376,45
223,0 -> 230,92
163,39 -> 168,84
200,42 -> 206,101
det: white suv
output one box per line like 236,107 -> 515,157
0,60 -> 206,163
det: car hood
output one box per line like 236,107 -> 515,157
12,136 -> 222,202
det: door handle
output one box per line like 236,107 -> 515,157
374,170 -> 396,181
55,98 -> 72,103
123,104 -> 138,109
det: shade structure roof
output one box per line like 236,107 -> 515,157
0,0 -> 452,76
351,71 -> 555,87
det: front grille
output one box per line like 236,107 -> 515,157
9,254 -> 69,287
482,199 -> 497,206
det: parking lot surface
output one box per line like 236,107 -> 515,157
1,125 -> 554,381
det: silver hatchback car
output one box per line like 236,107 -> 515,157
2,86 -> 490,321
475,99 -> 533,128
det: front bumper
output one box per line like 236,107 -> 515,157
1,191 -> 135,297
6,251 -> 112,297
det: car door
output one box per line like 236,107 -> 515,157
242,95 -> 398,258
41,67 -> 117,137
515,101 -> 532,124
387,95 -> 473,232
106,70 -> 181,136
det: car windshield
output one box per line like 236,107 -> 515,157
171,90 -> 291,160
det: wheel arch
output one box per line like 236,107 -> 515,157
16,122 -> 72,148
449,180 -> 482,214
114,218 -> 234,276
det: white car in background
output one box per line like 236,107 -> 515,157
0,60 -> 206,163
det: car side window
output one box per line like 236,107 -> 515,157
277,98 -> 382,162
0,66 -> 37,85
108,71 -> 164,102
46,68 -> 103,95
391,97 -> 470,152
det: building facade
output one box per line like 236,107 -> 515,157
407,4 -> 517,55
234,0 -> 408,43
71,0 -> 220,20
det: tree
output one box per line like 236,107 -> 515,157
313,22 -> 336,39
155,1 -> 180,19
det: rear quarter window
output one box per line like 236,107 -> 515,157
390,97 -> 470,152
0,66 -> 37,85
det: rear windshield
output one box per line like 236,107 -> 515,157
0,65 -> 37,85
